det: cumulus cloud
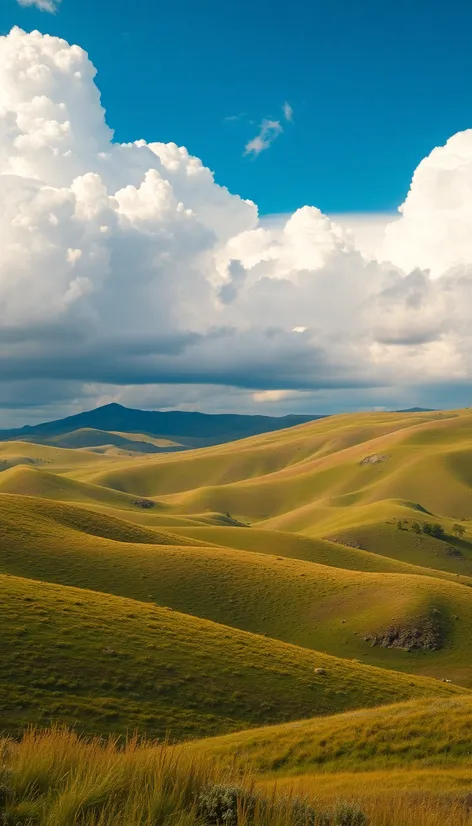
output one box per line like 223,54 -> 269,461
244,119 -> 283,157
2,26 -> 472,423
17,0 -> 60,12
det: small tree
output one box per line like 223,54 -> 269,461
411,522 -> 421,534
396,519 -> 404,530
452,523 -> 466,539
422,523 -> 432,535
431,523 -> 445,539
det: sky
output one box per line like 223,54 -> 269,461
1,0 -> 472,425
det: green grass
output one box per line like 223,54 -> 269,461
4,494 -> 472,685
2,572 -> 462,740
172,524 -> 472,582
3,726 -> 472,826
4,410 -> 472,822
198,695 -> 472,774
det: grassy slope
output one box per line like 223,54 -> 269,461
0,493 -> 204,547
4,413 -> 472,714
71,409 -> 472,580
171,524 -> 472,583
3,572 -> 462,740
198,695 -> 472,775
79,410 -> 443,496
47,428 -> 164,453
0,465 -> 156,509
4,493 -> 472,684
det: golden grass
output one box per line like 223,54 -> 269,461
3,727 -> 472,826
197,695 -> 472,775
2,727 -> 223,826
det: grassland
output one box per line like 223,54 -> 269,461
3,726 -> 472,826
4,409 -> 472,823
198,695 -> 472,774
4,493 -> 472,684
4,571 -> 461,740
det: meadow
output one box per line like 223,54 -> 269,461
4,409 -> 472,823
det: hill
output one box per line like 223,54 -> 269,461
2,571 -> 461,739
0,402 -> 323,450
3,408 -> 472,825
199,694 -> 472,774
3,493 -> 472,685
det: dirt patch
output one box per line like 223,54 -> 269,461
364,617 -> 443,652
359,454 -> 389,465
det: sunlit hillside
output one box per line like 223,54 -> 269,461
4,409 -> 472,824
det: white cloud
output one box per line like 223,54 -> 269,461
17,0 -> 60,12
283,101 -> 293,122
224,112 -> 246,123
2,26 -> 472,421
252,389 -> 299,403
244,119 -> 283,157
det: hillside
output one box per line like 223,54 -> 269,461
3,572 -> 460,739
4,493 -> 472,684
199,694 -> 472,774
3,408 -> 472,824
0,403 -> 321,450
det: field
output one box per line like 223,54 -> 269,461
4,408 -> 472,822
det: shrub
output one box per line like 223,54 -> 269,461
333,801 -> 369,826
197,784 -> 259,826
422,522 -> 444,538
196,787 -> 368,826
452,523 -> 466,539
411,521 -> 421,533
274,795 -> 330,826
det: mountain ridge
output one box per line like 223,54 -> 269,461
0,402 -> 325,449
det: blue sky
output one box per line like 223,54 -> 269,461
4,0 -> 472,217
1,0 -> 472,424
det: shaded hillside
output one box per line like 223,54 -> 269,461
0,403 -> 322,449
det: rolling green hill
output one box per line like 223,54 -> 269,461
3,492 -> 472,685
3,408 -> 472,825
198,694 -> 472,774
3,572 -> 461,739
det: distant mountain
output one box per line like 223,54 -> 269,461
396,407 -> 436,413
0,403 -> 325,451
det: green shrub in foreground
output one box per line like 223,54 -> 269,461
196,785 -> 368,826
333,801 -> 369,826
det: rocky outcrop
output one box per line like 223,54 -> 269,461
359,454 -> 389,465
364,617 -> 443,652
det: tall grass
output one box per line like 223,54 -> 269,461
2,728 -> 223,826
2,728 -> 472,825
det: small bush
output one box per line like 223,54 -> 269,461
333,801 -> 369,826
411,522 -> 421,533
274,795 -> 330,826
197,784 -> 259,826
422,523 -> 445,539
